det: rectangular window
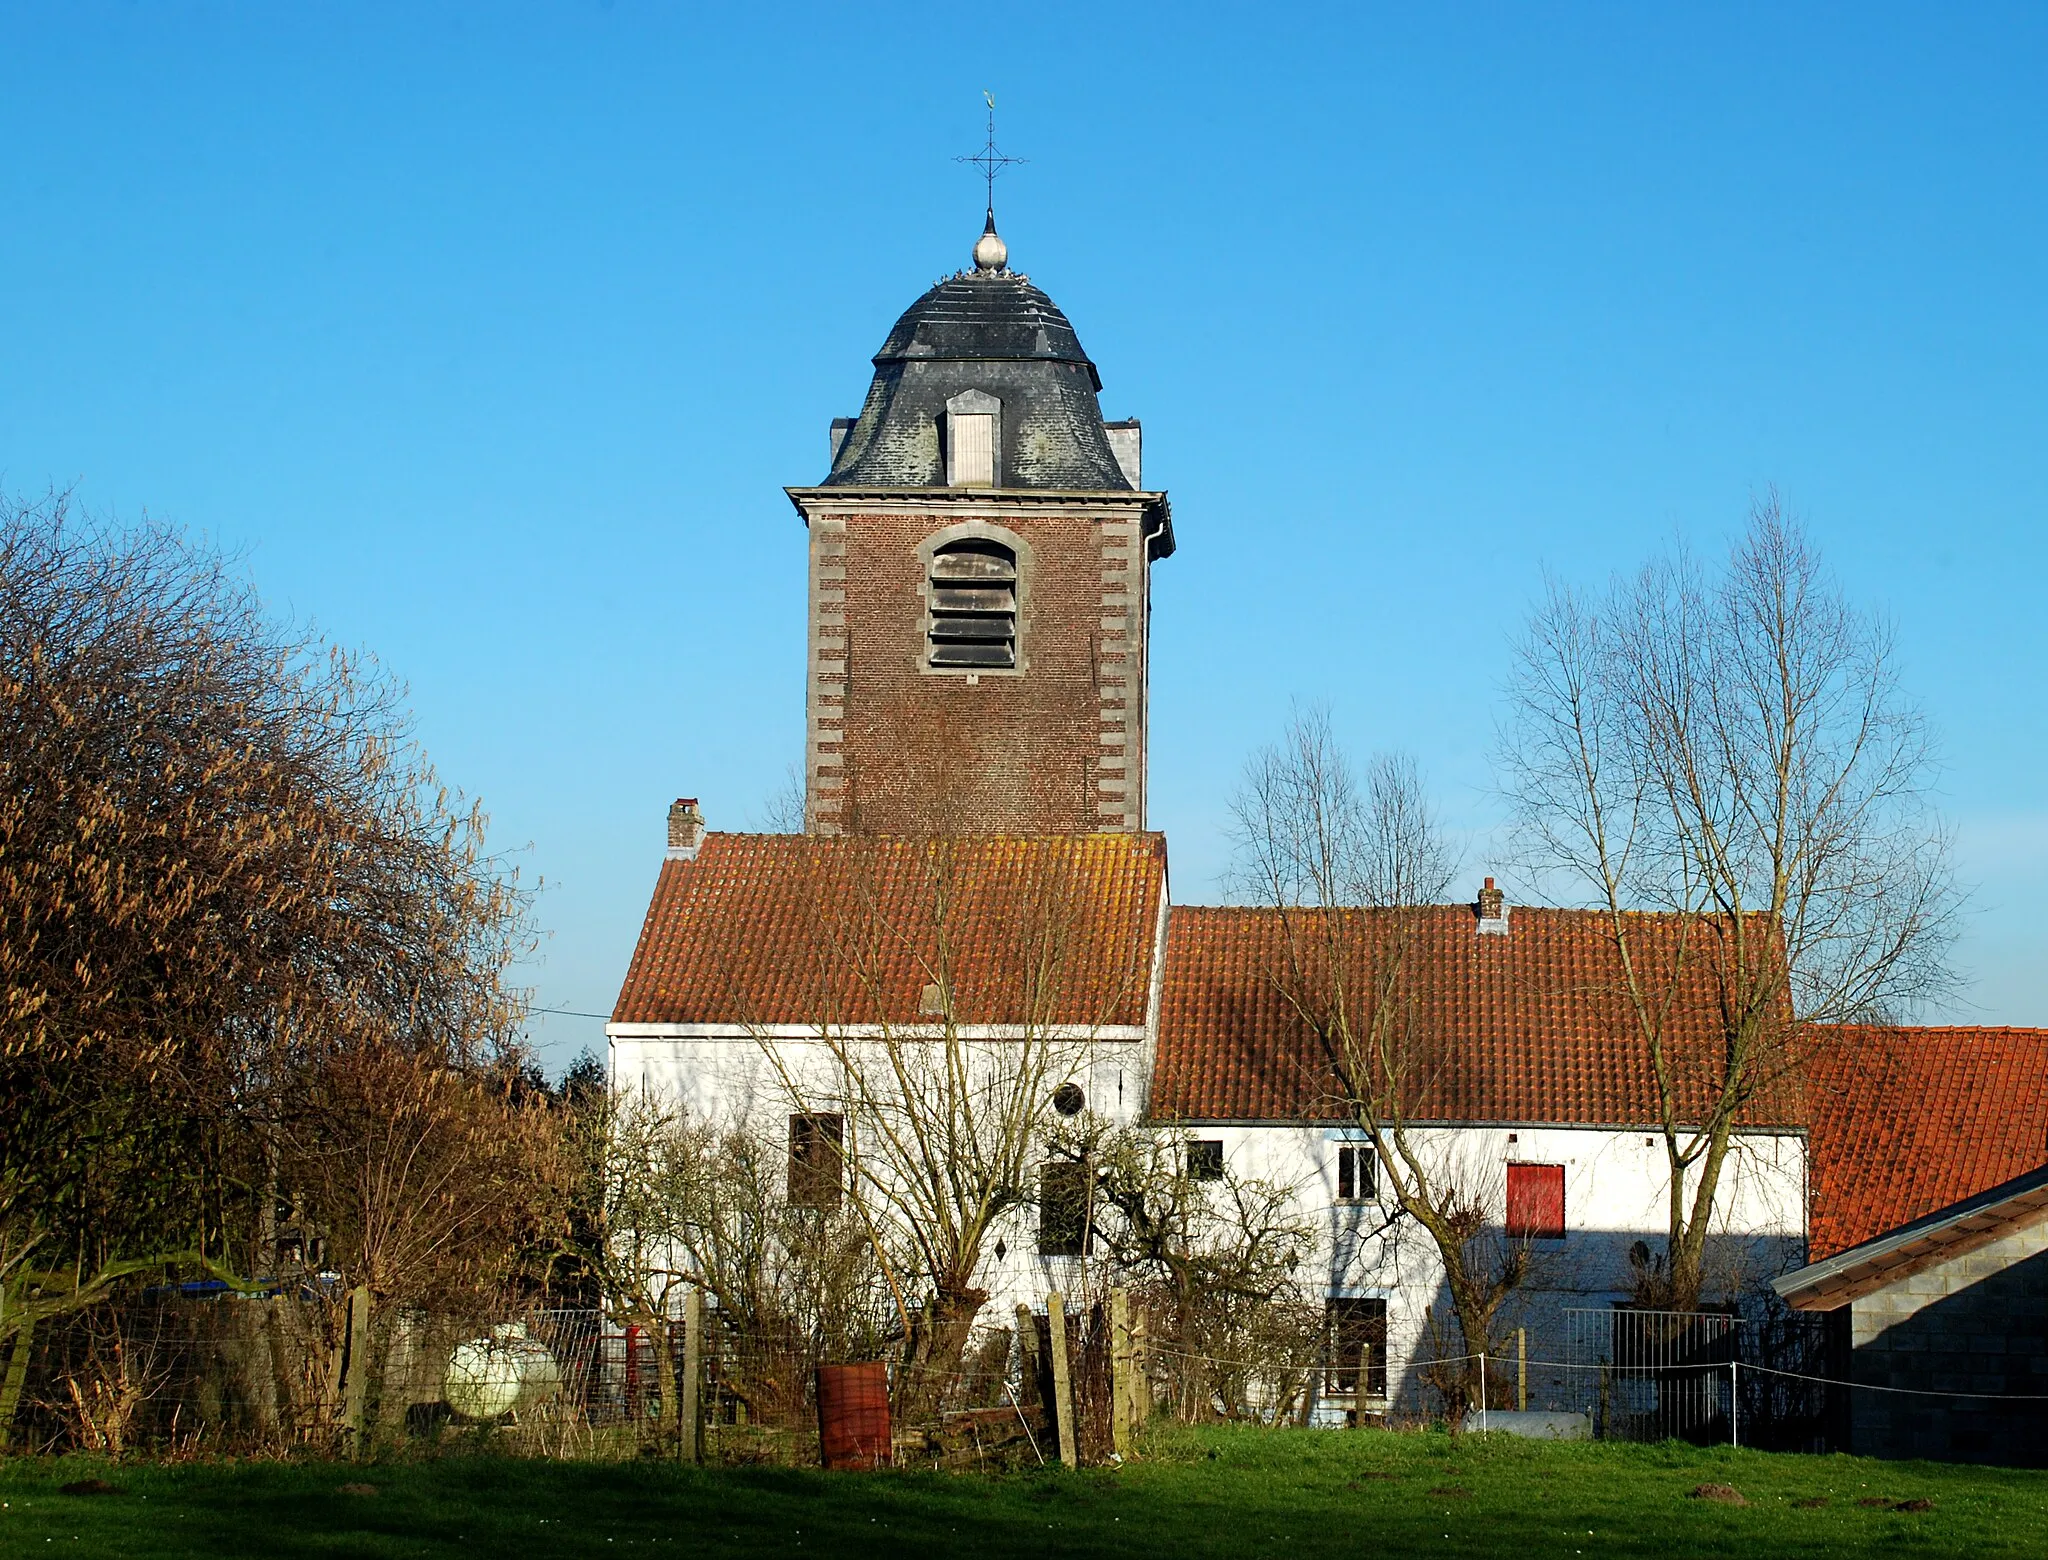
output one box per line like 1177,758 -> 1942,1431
1038,1160 -> 1092,1256
1336,1144 -> 1377,1202
1324,1297 -> 1388,1396
787,1113 -> 844,1211
1186,1140 -> 1225,1182
947,412 -> 995,486
1506,1161 -> 1566,1240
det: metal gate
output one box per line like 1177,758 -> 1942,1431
1564,1308 -> 1738,1443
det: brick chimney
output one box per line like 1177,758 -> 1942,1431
1476,876 -> 1509,935
666,797 -> 705,861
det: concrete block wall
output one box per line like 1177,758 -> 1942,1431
1847,1214 -> 2048,1464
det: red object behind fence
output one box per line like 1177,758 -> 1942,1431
1506,1162 -> 1566,1240
816,1362 -> 892,1469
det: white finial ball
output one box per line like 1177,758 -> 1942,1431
973,228 -> 1008,272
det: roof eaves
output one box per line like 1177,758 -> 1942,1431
1774,1159 -> 2048,1310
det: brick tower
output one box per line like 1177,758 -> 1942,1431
788,216 -> 1173,836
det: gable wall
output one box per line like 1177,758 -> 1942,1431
1844,1212 -> 2048,1463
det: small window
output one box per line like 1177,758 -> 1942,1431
926,539 -> 1018,670
1336,1144 -> 1377,1202
1506,1161 -> 1566,1240
1051,1082 -> 1086,1117
947,411 -> 996,486
1038,1160 -> 1092,1256
787,1113 -> 844,1211
1324,1297 -> 1388,1396
1186,1140 -> 1225,1182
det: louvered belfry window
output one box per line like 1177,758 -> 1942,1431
927,539 -> 1018,670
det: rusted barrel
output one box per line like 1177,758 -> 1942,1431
816,1361 -> 892,1469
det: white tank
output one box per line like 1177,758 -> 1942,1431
444,1322 -> 562,1421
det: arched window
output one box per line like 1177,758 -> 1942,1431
926,538 -> 1018,669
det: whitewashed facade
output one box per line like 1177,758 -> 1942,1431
610,994 -> 1810,1421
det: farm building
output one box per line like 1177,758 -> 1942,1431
606,212 -> 2044,1428
1774,1029 -> 2048,1463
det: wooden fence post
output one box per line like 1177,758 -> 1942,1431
1110,1289 -> 1133,1459
1047,1291 -> 1078,1468
339,1285 -> 372,1451
681,1289 -> 705,1464
1015,1303 -> 1041,1405
1132,1302 -> 1151,1432
0,1314 -> 35,1451
1516,1327 -> 1528,1413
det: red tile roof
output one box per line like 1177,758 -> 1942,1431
611,832 -> 1167,1029
1802,1026 -> 2048,1258
1151,904 -> 1800,1127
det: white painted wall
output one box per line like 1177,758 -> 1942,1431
611,1026 -> 1151,1133
1176,1120 -> 1807,1420
608,1025 -> 1152,1313
612,1027 -> 1809,1422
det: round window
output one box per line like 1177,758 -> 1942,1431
1052,1082 -> 1086,1117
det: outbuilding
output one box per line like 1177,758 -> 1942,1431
1774,1161 -> 2048,1464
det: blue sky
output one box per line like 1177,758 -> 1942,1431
4,3 -> 2044,1069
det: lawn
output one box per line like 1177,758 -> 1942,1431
2,1425 -> 2044,1558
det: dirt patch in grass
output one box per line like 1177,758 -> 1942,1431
1689,1483 -> 1748,1506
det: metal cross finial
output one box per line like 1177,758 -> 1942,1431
956,91 -> 1025,222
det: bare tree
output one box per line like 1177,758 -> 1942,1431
0,490 -> 539,1426
568,1090 -> 700,1443
1500,496 -> 1956,1307
1229,709 -> 1530,1419
1078,1123 -> 1319,1422
571,1089 -> 894,1438
284,1045 -> 567,1307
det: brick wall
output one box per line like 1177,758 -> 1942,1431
1846,1215 -> 2048,1464
797,495 -> 1156,836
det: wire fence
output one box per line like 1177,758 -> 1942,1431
5,1291 -> 2045,1464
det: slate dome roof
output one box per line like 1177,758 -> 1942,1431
823,252 -> 1135,492
872,274 -> 1102,388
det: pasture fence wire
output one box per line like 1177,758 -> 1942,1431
7,1289 -> 2040,1465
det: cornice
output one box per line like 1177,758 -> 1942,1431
787,487 -> 1175,558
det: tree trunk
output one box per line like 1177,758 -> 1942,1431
1666,1120 -> 1736,1312
648,1318 -> 681,1446
898,1287 -> 985,1426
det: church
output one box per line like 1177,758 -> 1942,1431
606,210 -> 2048,1426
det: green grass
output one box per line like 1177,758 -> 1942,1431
2,1425 -> 2044,1558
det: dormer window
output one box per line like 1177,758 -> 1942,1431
927,539 -> 1017,669
948,414 -> 994,486
944,389 -> 1002,487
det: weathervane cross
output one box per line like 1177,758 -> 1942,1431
956,91 -> 1025,221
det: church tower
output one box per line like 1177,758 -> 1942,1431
788,217 -> 1173,836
